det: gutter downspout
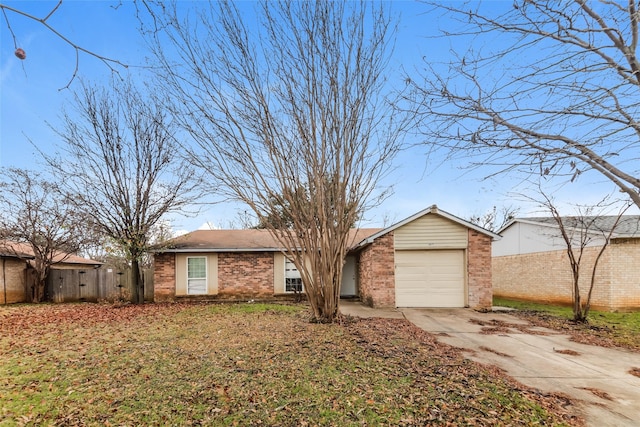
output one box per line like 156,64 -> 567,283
2,258 -> 6,305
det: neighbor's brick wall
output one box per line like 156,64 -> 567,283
0,258 -> 28,304
608,239 -> 640,309
153,253 -> 176,302
492,246 -> 619,310
467,230 -> 492,310
217,252 -> 274,298
358,232 -> 395,308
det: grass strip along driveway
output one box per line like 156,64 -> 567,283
1,303 -> 581,426
493,298 -> 640,352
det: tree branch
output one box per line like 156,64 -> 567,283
0,1 -> 129,89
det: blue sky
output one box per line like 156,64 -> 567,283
1,1 -> 633,233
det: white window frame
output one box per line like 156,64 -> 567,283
284,257 -> 303,293
187,256 -> 207,295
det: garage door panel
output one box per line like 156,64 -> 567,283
395,250 -> 465,308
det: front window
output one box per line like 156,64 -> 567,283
285,258 -> 303,293
187,257 -> 207,295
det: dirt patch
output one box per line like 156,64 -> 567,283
629,367 -> 640,378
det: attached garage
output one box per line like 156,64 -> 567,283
395,250 -> 465,307
354,205 -> 498,310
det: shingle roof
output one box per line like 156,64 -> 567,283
159,228 -> 383,252
0,241 -> 102,266
0,243 -> 33,259
507,215 -> 640,238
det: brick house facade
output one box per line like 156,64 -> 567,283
153,206 -> 497,309
467,230 -> 493,309
493,217 -> 640,311
493,239 -> 640,311
153,252 -> 175,303
217,252 -> 274,298
358,232 -> 395,308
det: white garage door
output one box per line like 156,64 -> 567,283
395,250 -> 465,307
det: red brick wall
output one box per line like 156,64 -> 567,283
467,230 -> 492,310
153,252 -> 176,302
217,252 -> 274,298
358,232 -> 395,308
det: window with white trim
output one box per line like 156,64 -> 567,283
285,258 -> 303,293
187,256 -> 207,295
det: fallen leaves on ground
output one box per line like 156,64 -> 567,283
478,346 -> 513,358
507,311 -> 640,352
576,387 -> 613,401
1,303 -> 583,426
554,349 -> 581,356
469,318 -> 551,336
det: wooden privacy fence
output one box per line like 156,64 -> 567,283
46,268 -> 154,303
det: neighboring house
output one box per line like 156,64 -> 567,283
0,245 -> 34,304
0,241 -> 102,304
154,205 -> 498,309
493,216 -> 640,310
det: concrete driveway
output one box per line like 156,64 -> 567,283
340,302 -> 640,426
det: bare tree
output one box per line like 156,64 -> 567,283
1,1 -> 128,89
410,1 -> 640,208
44,78 -> 202,304
0,168 -> 87,302
469,205 -> 519,232
534,190 -> 631,322
144,0 -> 407,322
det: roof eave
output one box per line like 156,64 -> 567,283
156,247 -> 287,253
0,252 -> 35,260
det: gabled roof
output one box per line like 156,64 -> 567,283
158,228 -> 383,253
353,204 -> 501,249
0,241 -> 102,266
497,215 -> 640,238
158,205 -> 499,253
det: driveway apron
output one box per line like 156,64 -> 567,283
400,308 -> 640,427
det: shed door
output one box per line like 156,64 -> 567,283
395,250 -> 465,307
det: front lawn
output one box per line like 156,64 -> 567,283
494,297 -> 640,351
1,303 -> 580,425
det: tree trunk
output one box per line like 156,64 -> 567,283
33,278 -> 46,303
131,259 -> 143,304
305,253 -> 343,323
31,266 -> 49,303
572,278 -> 586,323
